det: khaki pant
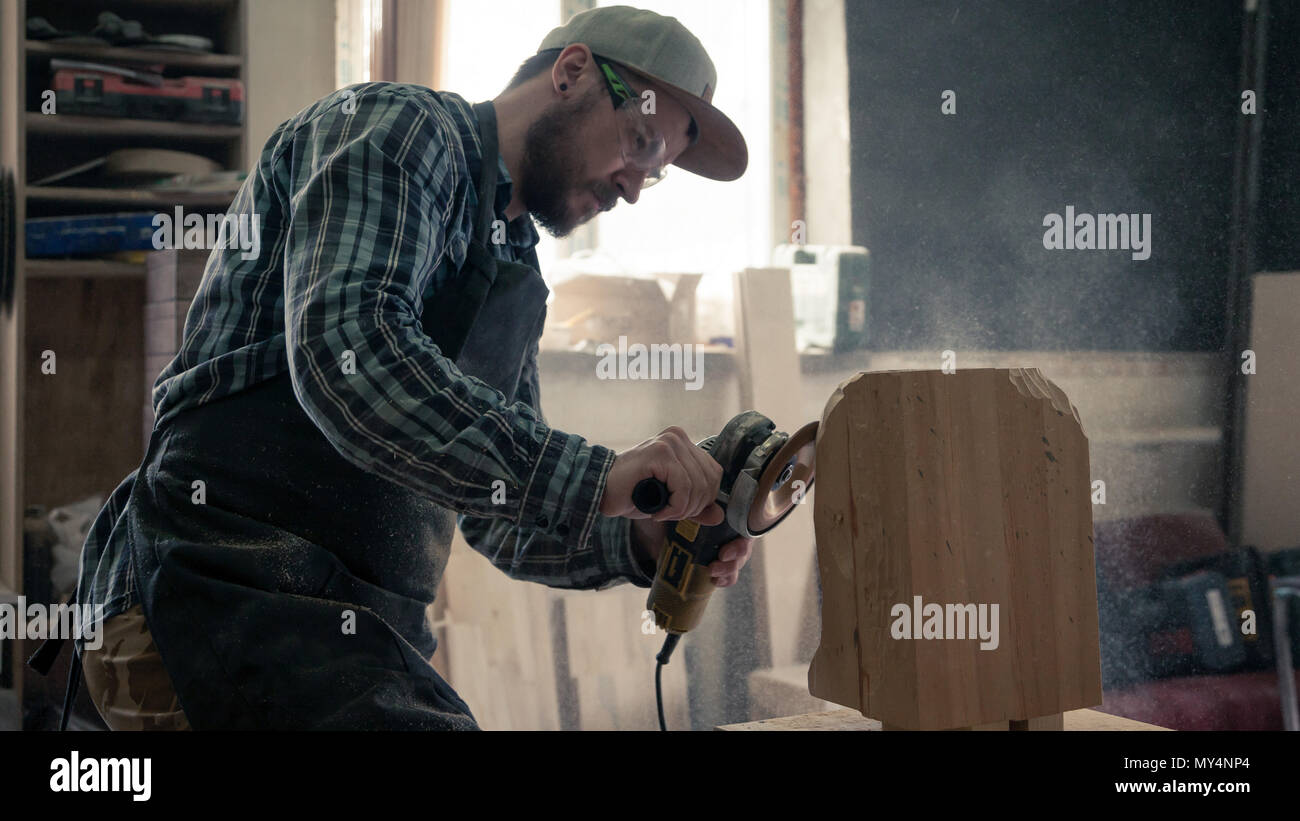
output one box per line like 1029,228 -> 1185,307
82,604 -> 191,731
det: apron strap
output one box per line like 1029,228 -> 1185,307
470,101 -> 500,245
425,101 -> 507,362
470,100 -> 541,273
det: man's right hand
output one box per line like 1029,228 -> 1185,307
599,427 -> 725,525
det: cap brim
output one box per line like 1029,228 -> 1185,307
624,68 -> 748,182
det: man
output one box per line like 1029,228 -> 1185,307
71,6 -> 753,729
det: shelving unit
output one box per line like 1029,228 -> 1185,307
26,111 -> 244,140
25,258 -> 149,279
24,38 -> 244,70
1,0 -> 249,728
27,185 -> 239,210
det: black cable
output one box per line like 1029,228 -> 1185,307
655,660 -> 667,731
654,632 -> 680,731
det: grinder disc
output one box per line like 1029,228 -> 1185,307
747,421 -> 819,534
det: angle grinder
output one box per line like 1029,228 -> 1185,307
632,411 -> 817,728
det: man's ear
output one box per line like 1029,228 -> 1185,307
551,44 -> 594,96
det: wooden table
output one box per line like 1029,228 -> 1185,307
716,708 -> 1170,731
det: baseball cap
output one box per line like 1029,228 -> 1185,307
537,5 -> 748,181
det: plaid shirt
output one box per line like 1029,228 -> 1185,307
76,83 -> 655,626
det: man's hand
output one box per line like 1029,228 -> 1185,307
631,518 -> 754,588
600,427 -> 724,525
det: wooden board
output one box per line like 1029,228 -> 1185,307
0,0 -> 27,599
808,369 -> 1103,729
716,708 -> 1169,731
732,267 -> 820,669
433,531 -> 562,730
558,586 -> 690,730
434,535 -> 690,730
748,664 -> 835,720
1241,272 -> 1300,550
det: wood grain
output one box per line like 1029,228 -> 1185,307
808,369 -> 1103,729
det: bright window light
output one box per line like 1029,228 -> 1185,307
437,0 -> 772,308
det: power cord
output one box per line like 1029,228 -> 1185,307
655,660 -> 667,731
654,633 -> 680,731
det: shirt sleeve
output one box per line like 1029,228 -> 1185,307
457,312 -> 657,590
279,85 -> 611,548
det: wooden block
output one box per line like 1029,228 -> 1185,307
886,713 -> 1062,731
1012,713 -> 1065,731
748,664 -> 835,721
887,719 -> 1013,731
717,708 -> 1169,731
719,709 -> 883,731
808,369 -> 1103,730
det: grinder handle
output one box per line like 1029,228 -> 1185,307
632,477 -> 670,514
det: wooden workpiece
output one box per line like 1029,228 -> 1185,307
808,369 -> 1103,730
716,708 -> 1168,731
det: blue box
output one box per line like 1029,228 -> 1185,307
25,212 -> 158,257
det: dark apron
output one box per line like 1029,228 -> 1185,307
126,101 -> 549,729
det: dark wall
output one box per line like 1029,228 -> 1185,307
846,0 -> 1247,350
1258,0 -> 1300,274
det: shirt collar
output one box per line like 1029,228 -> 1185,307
445,92 -> 539,252
493,156 -> 540,250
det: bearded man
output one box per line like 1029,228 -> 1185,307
70,5 -> 752,730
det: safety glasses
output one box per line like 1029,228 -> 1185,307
596,58 -> 669,189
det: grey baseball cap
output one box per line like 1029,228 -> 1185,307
538,5 -> 748,181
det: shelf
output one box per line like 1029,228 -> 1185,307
26,112 -> 241,140
40,0 -> 240,9
27,186 -> 237,209
25,40 -> 243,72
25,258 -> 147,279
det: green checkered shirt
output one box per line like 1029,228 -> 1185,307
76,83 -> 655,628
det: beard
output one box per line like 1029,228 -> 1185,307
519,86 -> 620,238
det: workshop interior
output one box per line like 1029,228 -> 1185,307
2,0 -> 1299,736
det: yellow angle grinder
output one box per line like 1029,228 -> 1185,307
632,410 -> 818,729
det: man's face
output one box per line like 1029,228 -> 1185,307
519,64 -> 695,238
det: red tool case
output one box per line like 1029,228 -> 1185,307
53,66 -> 244,125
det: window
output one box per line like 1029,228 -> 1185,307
436,0 -> 773,315
440,1 -> 564,271
336,0 -> 384,87
587,0 -> 773,281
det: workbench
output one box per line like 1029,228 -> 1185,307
716,708 -> 1170,731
